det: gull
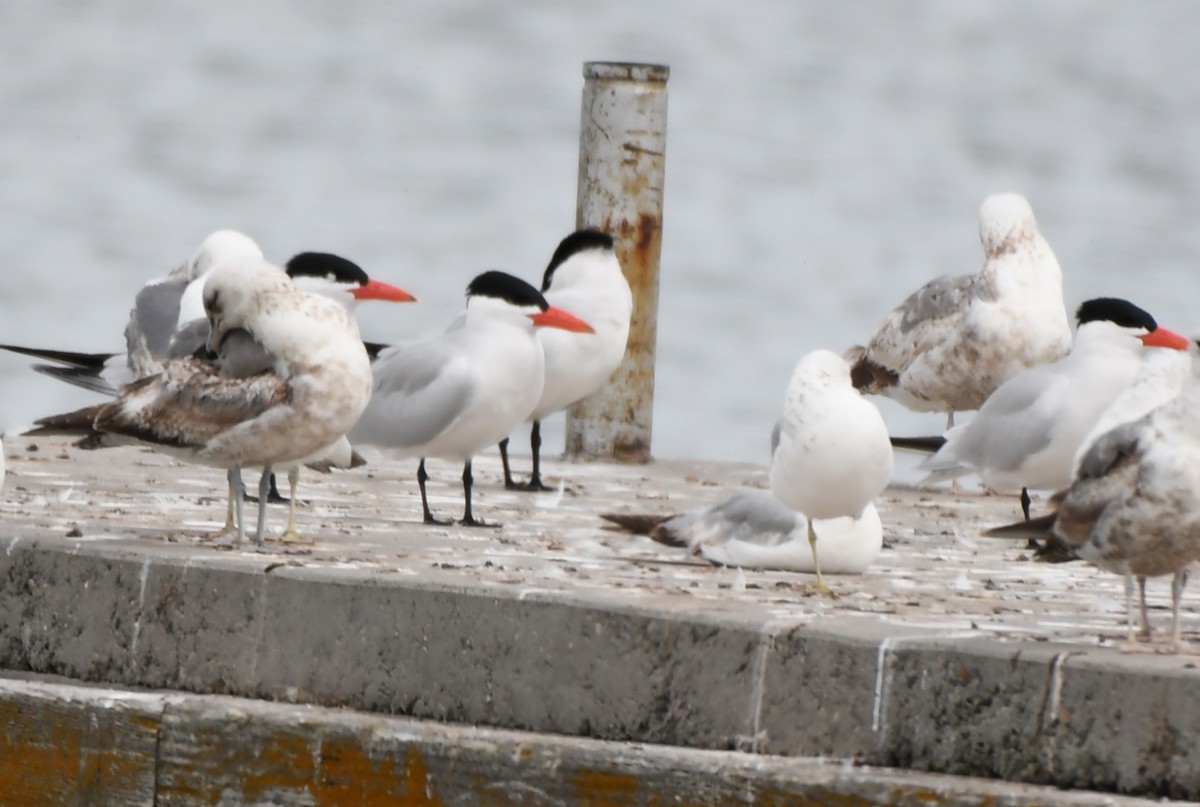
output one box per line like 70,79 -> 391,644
986,332 -> 1200,653
349,270 -> 593,527
12,247 -> 413,510
1,241 -> 411,398
846,193 -> 1071,429
498,229 -> 632,491
769,349 -> 894,591
917,298 -> 1188,516
601,492 -> 883,574
78,257 -> 374,546
0,229 -> 264,394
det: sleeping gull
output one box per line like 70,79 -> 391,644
81,257 -> 374,546
769,349 -> 893,592
602,491 -> 883,574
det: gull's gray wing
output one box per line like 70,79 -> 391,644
166,318 -> 210,359
655,490 -> 800,549
892,272 -> 991,335
125,278 -> 189,359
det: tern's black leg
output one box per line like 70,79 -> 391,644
418,459 -> 451,526
459,460 -> 497,527
504,422 -> 552,492
525,420 -> 551,491
266,472 -> 290,504
1019,487 -> 1040,551
499,437 -> 516,489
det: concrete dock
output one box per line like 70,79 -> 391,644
1,434 -> 1197,803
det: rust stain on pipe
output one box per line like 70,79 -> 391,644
566,61 -> 669,464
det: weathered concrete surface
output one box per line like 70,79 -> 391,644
0,671 -> 1161,805
3,436 -> 1200,799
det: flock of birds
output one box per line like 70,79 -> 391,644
2,191 -> 1200,654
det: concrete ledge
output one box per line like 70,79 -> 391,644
0,672 -> 1161,805
3,536 -> 1200,799
4,440 -> 1200,798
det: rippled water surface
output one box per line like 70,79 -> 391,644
3,2 -> 1199,464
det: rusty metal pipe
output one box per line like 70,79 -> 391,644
564,61 -> 669,464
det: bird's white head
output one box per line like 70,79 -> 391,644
979,193 -> 1038,258
466,270 -> 593,333
1073,298 -> 1189,352
791,349 -> 853,389
539,229 -> 619,292
187,230 -> 264,280
285,252 -> 415,312
203,257 -> 292,353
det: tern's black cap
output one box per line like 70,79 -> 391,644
541,229 -> 615,291
286,252 -> 369,286
1075,297 -> 1157,331
467,270 -> 548,310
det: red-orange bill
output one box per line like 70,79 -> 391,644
352,278 -> 416,302
529,306 -> 594,333
1140,327 -> 1189,350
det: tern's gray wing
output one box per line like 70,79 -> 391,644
125,278 -> 188,359
349,338 -> 474,450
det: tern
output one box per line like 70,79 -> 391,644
918,298 -> 1188,516
499,229 -> 631,491
350,270 -> 593,527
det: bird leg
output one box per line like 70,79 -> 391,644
459,460 -> 497,527
807,519 -> 830,596
499,437 -> 516,488
1020,488 -> 1032,521
253,466 -> 272,547
219,468 -> 239,537
266,472 -> 291,504
418,459 -> 451,526
502,422 -> 553,492
228,467 -> 246,547
525,420 -> 551,491
1137,575 -> 1153,642
1168,569 -> 1187,654
280,466 -> 305,543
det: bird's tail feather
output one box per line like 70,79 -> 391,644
599,512 -> 672,537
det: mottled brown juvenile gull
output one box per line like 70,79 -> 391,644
846,193 -> 1072,429
987,332 -> 1200,652
88,257 -> 374,547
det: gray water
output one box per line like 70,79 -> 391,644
3,1 -> 1200,467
